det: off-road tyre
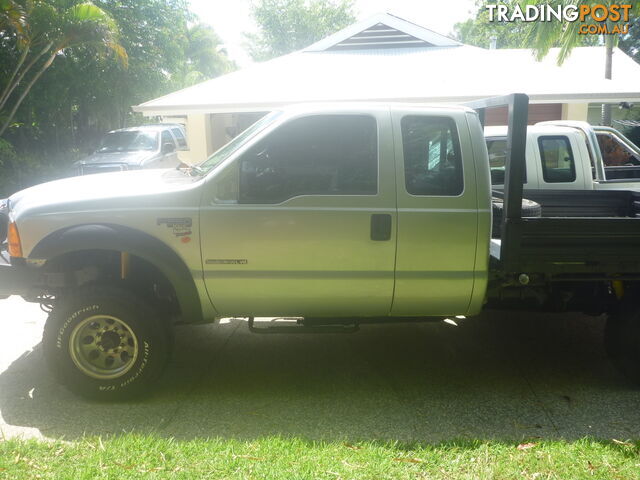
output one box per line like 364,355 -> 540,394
42,285 -> 171,400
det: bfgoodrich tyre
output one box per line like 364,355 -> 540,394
42,285 -> 171,400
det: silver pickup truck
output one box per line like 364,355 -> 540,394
2,95 -> 640,400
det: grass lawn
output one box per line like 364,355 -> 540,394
0,435 -> 638,479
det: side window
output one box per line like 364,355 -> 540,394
238,115 -> 378,204
486,138 -> 527,185
161,130 -> 174,148
401,116 -> 463,196
171,127 -> 188,149
538,136 -> 576,183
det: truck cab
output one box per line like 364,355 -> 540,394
486,121 -> 640,192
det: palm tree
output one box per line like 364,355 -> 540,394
0,0 -> 127,137
526,0 -> 637,125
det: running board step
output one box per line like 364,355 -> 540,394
248,317 -> 359,334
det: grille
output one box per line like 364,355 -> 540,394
79,164 -> 128,176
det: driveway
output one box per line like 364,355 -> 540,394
1,296 -> 639,443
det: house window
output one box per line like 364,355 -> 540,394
401,116 -> 463,196
538,136 -> 576,183
238,115 -> 378,204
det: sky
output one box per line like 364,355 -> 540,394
188,0 -> 479,66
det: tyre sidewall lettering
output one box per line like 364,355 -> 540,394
55,304 -> 101,349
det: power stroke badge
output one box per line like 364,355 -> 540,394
157,217 -> 192,237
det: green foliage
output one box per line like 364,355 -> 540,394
619,14 -> 640,63
453,0 -> 600,54
453,1 -> 530,49
0,0 -> 235,196
246,0 -> 355,61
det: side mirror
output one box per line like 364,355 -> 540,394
162,142 -> 176,154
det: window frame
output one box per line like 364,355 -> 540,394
237,113 -> 380,205
537,135 -> 577,184
400,115 -> 465,198
170,127 -> 188,150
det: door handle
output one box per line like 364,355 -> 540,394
370,214 -> 392,241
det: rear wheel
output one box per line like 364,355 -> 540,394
605,302 -> 640,385
43,285 -> 171,400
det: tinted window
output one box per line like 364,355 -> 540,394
238,115 -> 378,204
401,116 -> 463,196
161,130 -> 174,147
486,138 -> 526,185
98,131 -> 158,152
171,127 -> 187,148
538,136 -> 576,183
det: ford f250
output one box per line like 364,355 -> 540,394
1,94 -> 640,400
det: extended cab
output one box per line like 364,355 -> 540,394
1,95 -> 640,399
486,122 -> 640,190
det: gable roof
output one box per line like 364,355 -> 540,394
304,12 -> 461,52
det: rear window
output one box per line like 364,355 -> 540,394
538,136 -> 576,183
401,116 -> 463,196
486,138 -> 527,184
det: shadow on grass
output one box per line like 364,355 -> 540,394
1,310 -> 639,443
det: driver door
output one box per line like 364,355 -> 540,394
199,111 -> 397,317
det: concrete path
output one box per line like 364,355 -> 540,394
1,296 -> 639,443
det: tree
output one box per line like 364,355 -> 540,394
526,0 -> 639,125
0,0 -> 126,137
619,14 -> 640,63
453,0 -> 532,49
245,0 -> 355,61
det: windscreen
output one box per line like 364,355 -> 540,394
98,131 -> 158,153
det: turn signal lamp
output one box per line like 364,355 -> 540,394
7,222 -> 23,258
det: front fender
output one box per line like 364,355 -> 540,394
29,224 -> 203,323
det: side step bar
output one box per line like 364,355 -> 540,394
247,317 -> 359,334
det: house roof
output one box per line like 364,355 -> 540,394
135,13 -> 640,116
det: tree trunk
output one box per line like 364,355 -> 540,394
0,42 -> 52,112
0,52 -> 57,137
601,36 -> 614,126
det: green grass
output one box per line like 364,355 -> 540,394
0,435 -> 639,479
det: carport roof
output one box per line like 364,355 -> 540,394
134,14 -> 640,116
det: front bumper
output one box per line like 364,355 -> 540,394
0,251 -> 40,298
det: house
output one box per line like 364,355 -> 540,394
134,13 -> 640,164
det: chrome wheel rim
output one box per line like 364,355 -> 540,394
69,315 -> 139,380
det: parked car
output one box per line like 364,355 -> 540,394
2,95 -> 640,400
73,124 -> 187,175
485,121 -> 640,190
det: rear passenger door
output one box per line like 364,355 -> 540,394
391,110 -> 480,316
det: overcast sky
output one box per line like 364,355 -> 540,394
188,0 -> 478,66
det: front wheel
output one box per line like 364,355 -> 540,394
43,286 -> 171,400
605,302 -> 640,385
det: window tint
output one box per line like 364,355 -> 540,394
161,130 -> 174,147
538,136 -> 576,183
238,115 -> 378,204
401,116 -> 463,196
171,128 -> 187,149
485,138 -> 527,185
